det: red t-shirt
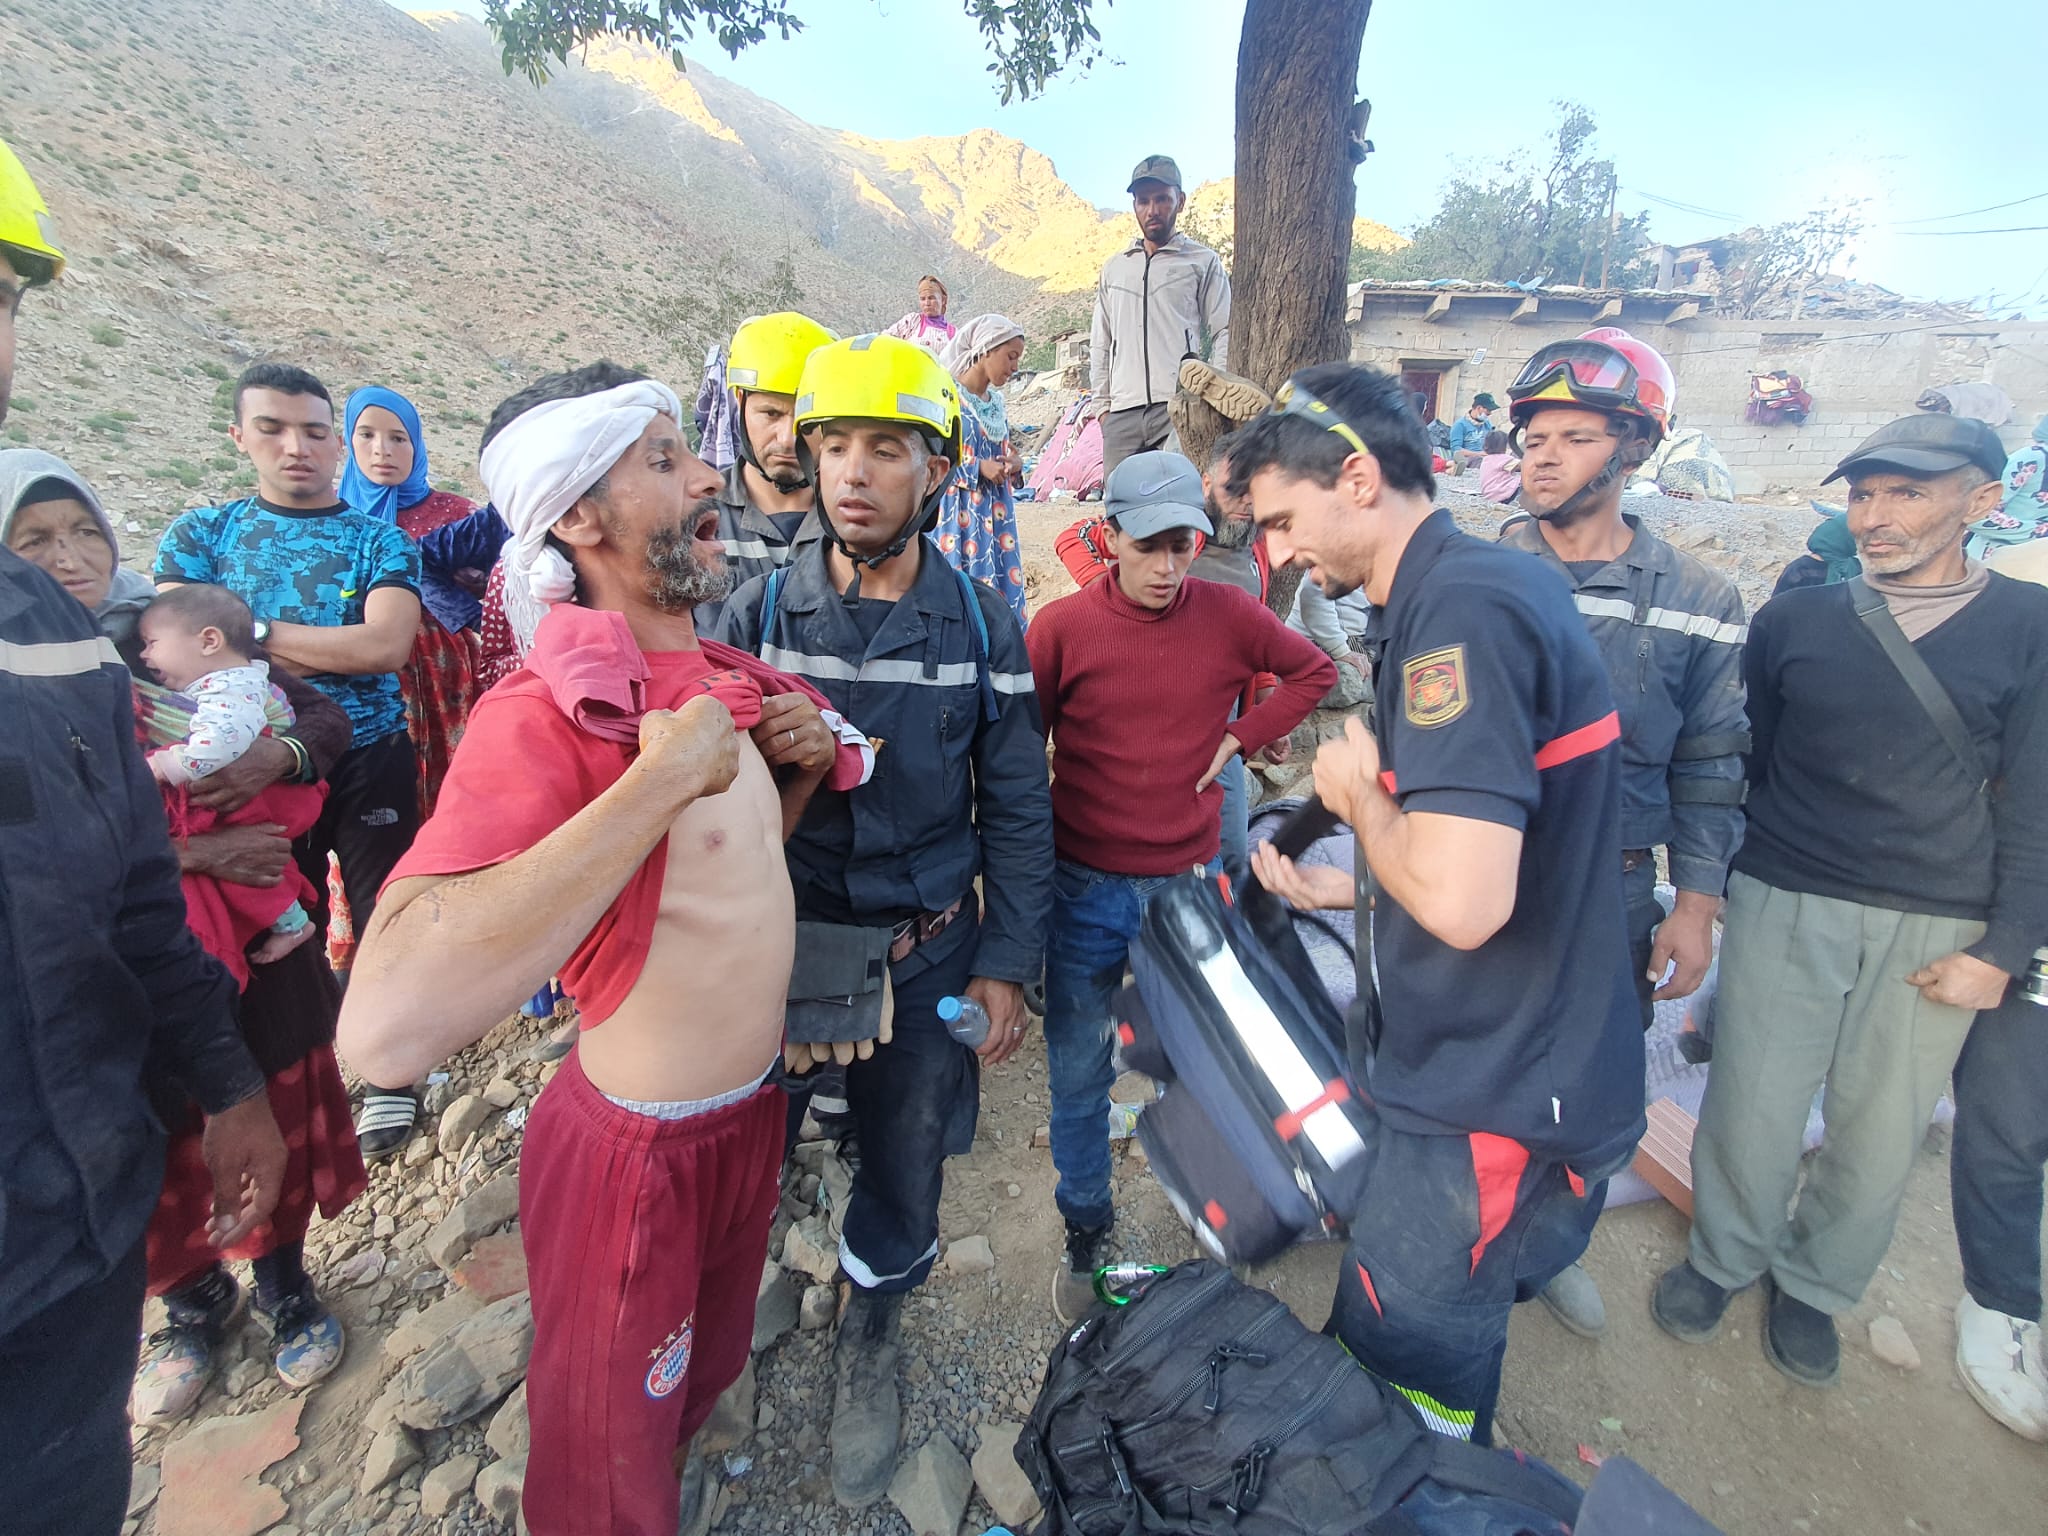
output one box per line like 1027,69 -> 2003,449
388,604 -> 867,1026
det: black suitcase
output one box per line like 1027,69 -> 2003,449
1114,801 -> 1376,1265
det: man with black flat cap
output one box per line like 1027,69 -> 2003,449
1655,413 -> 2048,1391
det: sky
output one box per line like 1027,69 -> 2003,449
406,0 -> 2045,314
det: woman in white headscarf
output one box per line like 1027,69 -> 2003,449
938,314 -> 1029,627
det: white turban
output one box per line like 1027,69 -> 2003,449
940,314 -> 1025,378
479,379 -> 684,654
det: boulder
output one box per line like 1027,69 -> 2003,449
486,1381 -> 530,1463
439,1093 -> 493,1157
753,1262 -> 799,1352
156,1401 -> 303,1536
942,1235 -> 995,1276
383,1288 -> 485,1364
781,1214 -> 839,1286
421,1453 -> 480,1518
696,1358 -> 755,1456
425,1173 -> 521,1271
800,1284 -> 837,1331
972,1422 -> 1042,1528
888,1434 -> 972,1536
475,1456 -> 526,1523
358,1426 -> 420,1497
383,1292 -> 534,1430
451,1231 -> 530,1302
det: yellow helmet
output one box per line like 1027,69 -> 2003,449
728,311 -> 836,399
795,333 -> 962,463
795,334 -> 963,563
0,139 -> 65,284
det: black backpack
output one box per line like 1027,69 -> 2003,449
1015,1260 -> 1584,1536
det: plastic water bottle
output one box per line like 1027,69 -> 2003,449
937,995 -> 990,1048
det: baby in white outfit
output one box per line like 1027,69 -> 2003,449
139,584 -> 312,955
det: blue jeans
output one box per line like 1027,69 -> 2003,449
1043,857 -> 1218,1231
1218,754 -> 1249,873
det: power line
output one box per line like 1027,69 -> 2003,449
1624,187 -> 1741,224
1890,189 -> 2048,225
1901,225 -> 2048,237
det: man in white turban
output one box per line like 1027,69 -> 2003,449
339,361 -> 870,1536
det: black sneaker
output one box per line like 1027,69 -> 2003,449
1762,1276 -> 1840,1388
1651,1260 -> 1736,1344
1052,1218 -> 1112,1324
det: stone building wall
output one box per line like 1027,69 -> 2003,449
1349,288 -> 2048,495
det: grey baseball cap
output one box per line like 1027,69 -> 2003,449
1103,450 -> 1213,539
1127,155 -> 1183,193
1822,413 -> 2010,485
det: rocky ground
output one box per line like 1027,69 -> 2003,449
121,490 -> 2048,1536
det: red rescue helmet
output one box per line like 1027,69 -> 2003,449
1508,327 -> 1674,445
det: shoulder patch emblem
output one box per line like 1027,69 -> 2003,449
1403,646 -> 1469,728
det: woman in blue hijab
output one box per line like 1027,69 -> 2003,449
336,389 -> 482,1158
339,384 -> 480,826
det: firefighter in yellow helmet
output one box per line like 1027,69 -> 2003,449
0,137 -> 67,427
696,313 -> 837,627
710,334 -> 1052,1511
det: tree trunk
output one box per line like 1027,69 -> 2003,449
1232,0 -> 1372,618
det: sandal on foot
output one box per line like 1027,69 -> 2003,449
354,1090 -> 417,1159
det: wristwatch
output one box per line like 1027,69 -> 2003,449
252,619 -> 271,644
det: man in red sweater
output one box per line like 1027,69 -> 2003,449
1027,450 -> 1334,1319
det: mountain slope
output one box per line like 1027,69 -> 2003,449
0,0 -> 1398,536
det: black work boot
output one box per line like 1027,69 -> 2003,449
829,1286 -> 904,1509
1762,1276 -> 1840,1387
1053,1218 -> 1113,1324
1651,1260 -> 1736,1344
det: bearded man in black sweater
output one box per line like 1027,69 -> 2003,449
1653,413 -> 2048,1389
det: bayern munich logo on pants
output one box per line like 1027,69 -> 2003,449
645,1316 -> 695,1399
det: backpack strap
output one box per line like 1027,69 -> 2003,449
953,566 -> 1000,724
1847,578 -> 1991,792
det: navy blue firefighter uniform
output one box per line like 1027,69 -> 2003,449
714,528 -> 1053,1292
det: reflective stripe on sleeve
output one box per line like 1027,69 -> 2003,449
1572,593 -> 1747,645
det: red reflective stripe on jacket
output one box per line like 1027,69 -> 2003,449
1467,1131 -> 1531,1274
1532,710 -> 1621,770
1377,709 -> 1621,797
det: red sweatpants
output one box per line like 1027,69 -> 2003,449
518,1049 -> 784,1536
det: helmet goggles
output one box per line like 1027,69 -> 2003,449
1274,380 -> 1370,459
1508,339 -> 1642,418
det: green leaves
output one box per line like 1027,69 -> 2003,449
482,0 -> 1103,102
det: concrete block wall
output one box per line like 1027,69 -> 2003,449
1351,297 -> 2048,497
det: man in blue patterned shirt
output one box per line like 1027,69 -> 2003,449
156,362 -> 426,1153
